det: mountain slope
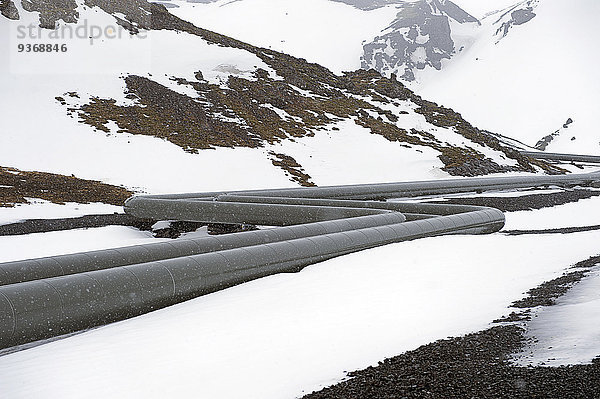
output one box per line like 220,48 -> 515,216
361,0 -> 480,81
169,0 -> 599,157
418,0 -> 600,155
1,0 -> 558,198
166,0 -> 481,83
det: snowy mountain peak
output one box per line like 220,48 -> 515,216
361,0 -> 479,81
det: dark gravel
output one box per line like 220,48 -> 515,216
512,270 -> 590,309
0,215 -> 255,239
0,214 -> 152,236
503,225 -> 600,235
305,326 -> 600,399
303,255 -> 600,399
440,189 -> 600,212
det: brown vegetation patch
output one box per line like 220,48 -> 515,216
0,166 -> 132,207
268,152 -> 316,187
62,0 -> 563,177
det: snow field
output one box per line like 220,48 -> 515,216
1,201 -> 599,398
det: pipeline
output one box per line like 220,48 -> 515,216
521,151 -> 600,164
1,172 -> 599,349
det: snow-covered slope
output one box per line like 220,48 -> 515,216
167,0 -> 481,82
166,0 -> 400,74
1,2 -> 599,397
418,0 -> 600,155
450,0 -> 524,19
166,0 -> 600,157
1,0 -> 552,200
361,0 -> 480,81
0,1 -> 289,194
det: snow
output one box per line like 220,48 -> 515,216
503,195 -> 600,230
267,118 -> 451,185
417,0 -> 600,155
0,226 -> 162,263
0,200 -> 123,225
0,0 -> 496,196
515,267 -> 600,367
1,2 -> 292,194
161,0 -> 600,159
450,0 -> 521,19
167,0 -> 400,74
1,202 -> 600,397
410,46 -> 427,64
2,1 -> 600,396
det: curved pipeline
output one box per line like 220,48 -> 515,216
521,151 -> 600,164
1,172 -> 599,349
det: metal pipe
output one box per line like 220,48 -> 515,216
1,172 -> 599,350
521,151 -> 600,164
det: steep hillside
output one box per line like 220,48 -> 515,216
166,0 -> 481,83
1,0 -> 559,198
419,0 -> 600,155
170,0 -> 599,157
361,0 -> 480,81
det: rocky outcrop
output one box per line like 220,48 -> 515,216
21,0 -> 79,28
361,0 -> 479,81
494,0 -> 539,40
535,118 -> 574,151
0,0 -> 19,20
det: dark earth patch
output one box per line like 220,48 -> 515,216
21,0 -> 78,28
0,214 -> 150,235
0,166 -> 132,207
206,223 -> 258,236
512,270 -> 590,309
0,0 -> 19,20
305,325 -> 600,399
440,189 -> 600,212
304,255 -> 600,398
268,152 -> 316,187
504,225 -> 600,236
153,220 -> 207,239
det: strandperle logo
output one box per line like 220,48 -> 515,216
15,20 -> 148,45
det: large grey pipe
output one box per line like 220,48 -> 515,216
128,171 -> 600,202
0,212 -> 406,286
521,151 -> 600,164
1,172 -> 599,350
0,209 -> 502,349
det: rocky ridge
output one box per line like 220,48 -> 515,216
361,0 -> 480,81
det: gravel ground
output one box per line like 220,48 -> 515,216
305,326 -> 600,399
503,225 -> 600,235
0,214 -> 150,236
304,256 -> 600,399
441,188 -> 600,212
